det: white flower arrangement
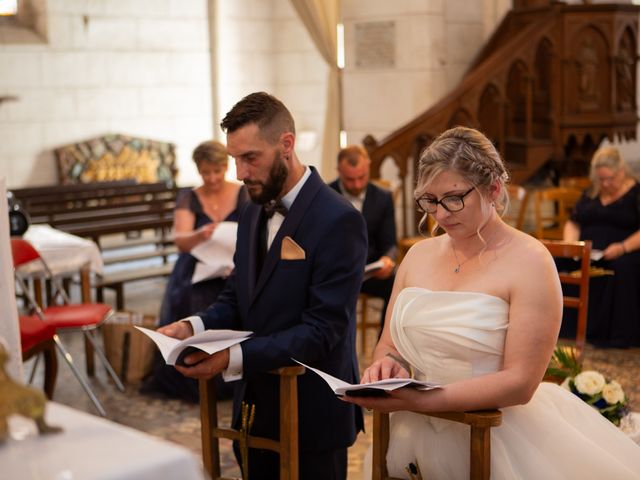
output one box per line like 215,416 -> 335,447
573,370 -> 606,396
549,347 -> 629,426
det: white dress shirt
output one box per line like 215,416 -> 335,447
338,181 -> 365,213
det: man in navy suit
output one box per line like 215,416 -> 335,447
329,145 -> 397,329
159,92 -> 366,480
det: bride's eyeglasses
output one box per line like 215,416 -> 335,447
416,186 -> 475,214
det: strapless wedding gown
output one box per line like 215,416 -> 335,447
378,288 -> 640,479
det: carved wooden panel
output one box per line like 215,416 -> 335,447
507,60 -> 529,138
567,26 -> 610,115
533,38 -> 553,140
616,27 -> 636,112
478,84 -> 502,146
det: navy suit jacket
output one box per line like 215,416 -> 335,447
329,180 -> 397,263
198,168 -> 366,452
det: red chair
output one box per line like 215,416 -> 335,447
11,238 -> 124,416
19,314 -> 58,399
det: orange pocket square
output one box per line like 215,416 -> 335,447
281,236 -> 305,260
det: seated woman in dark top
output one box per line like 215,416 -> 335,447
141,140 -> 248,401
564,146 -> 640,348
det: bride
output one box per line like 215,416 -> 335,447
342,127 -> 640,478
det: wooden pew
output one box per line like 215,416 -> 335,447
12,181 -> 182,309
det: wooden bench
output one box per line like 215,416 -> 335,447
12,181 -> 182,309
95,263 -> 176,310
13,181 -> 176,244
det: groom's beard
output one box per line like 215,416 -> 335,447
245,150 -> 288,205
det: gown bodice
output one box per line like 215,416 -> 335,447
390,288 -> 508,385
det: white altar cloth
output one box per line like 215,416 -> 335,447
3,402 -> 206,480
22,224 -> 104,275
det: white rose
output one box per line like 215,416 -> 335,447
574,371 -> 606,396
602,381 -> 625,405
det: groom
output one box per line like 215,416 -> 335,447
159,92 -> 367,479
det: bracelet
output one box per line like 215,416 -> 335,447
620,242 -> 628,254
386,352 -> 414,378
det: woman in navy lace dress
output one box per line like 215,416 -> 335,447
564,147 -> 640,348
142,140 -> 248,401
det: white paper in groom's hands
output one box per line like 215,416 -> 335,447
293,360 -> 441,396
191,221 -> 238,284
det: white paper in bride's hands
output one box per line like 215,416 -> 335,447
293,360 -> 441,396
135,326 -> 252,365
191,221 -> 237,284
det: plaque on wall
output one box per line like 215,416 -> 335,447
355,21 -> 395,69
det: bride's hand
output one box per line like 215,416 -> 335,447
362,354 -> 410,383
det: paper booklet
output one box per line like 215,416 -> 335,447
191,221 -> 238,284
294,360 -> 441,397
363,259 -> 385,280
135,326 -> 252,366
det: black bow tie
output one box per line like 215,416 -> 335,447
263,200 -> 288,218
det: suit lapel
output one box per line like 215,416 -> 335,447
251,168 -> 323,303
361,183 -> 374,223
246,204 -> 263,302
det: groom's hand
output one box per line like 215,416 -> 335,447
157,320 -> 193,340
175,348 -> 230,380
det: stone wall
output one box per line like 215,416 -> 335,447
215,0 -> 327,178
0,0 -> 213,188
2,0 -> 637,188
341,0 -> 508,147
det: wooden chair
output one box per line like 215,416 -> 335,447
559,176 -> 591,191
504,184 -> 530,231
200,366 -> 305,480
372,409 -> 502,480
540,239 -> 592,360
358,294 -> 383,356
532,187 -> 582,240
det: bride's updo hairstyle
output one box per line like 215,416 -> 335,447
414,126 -> 510,235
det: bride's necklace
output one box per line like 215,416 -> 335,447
452,247 -> 474,273
451,231 -> 496,274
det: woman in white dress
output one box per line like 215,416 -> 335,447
342,127 -> 640,479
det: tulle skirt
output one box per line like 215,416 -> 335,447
366,382 -> 640,479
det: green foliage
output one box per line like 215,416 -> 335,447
545,345 -> 582,379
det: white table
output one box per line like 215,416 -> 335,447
20,224 -> 103,305
4,402 -> 206,480
23,224 -> 104,276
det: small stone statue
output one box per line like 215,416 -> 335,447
0,342 -> 61,441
